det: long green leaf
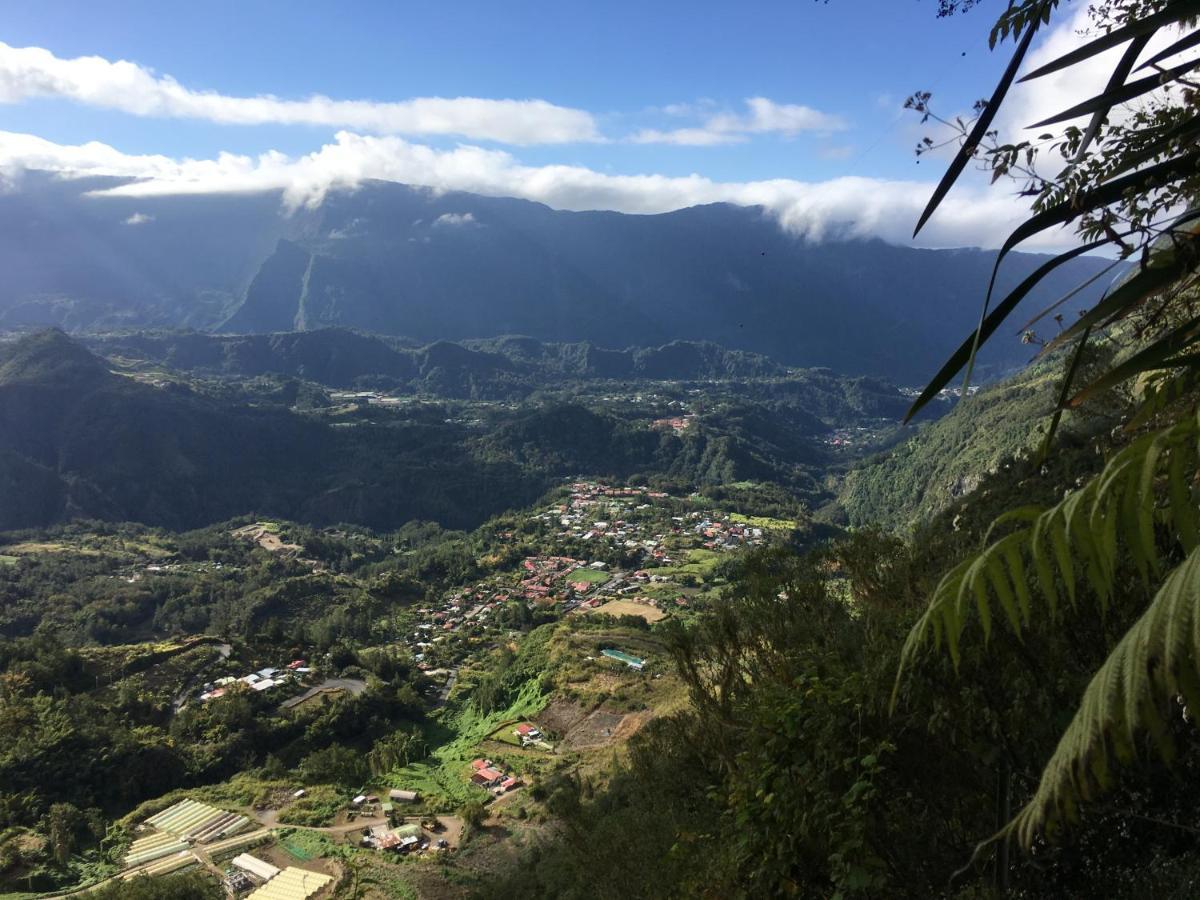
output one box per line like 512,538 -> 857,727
1030,56 -> 1200,129
1008,547 -> 1200,847
904,241 -> 1108,422
1068,313 -> 1200,405
1048,224 -> 1200,350
1037,325 -> 1091,461
1019,257 -> 1125,333
1072,33 -> 1153,162
913,2 -> 1050,237
1017,1 -> 1200,82
995,152 -> 1200,270
1135,25 -> 1200,72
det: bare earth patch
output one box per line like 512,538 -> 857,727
537,698 -> 641,751
586,599 -> 665,622
231,523 -> 304,555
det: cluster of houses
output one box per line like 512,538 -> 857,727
820,425 -> 871,450
384,480 -> 779,699
119,559 -> 232,584
692,517 -> 765,550
651,414 -> 695,433
542,483 -> 675,555
329,389 -> 409,410
403,590 -> 506,673
551,481 -> 768,555
519,555 -> 599,604
470,758 -> 523,795
198,659 -> 310,703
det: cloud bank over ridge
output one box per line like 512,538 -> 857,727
0,128 -> 1058,250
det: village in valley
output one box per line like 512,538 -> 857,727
1,477 -> 793,898
395,479 -> 774,683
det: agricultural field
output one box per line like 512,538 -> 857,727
643,547 -> 723,579
729,512 -> 796,532
564,567 -> 609,584
585,600 -> 665,622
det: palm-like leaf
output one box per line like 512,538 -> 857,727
895,411 -> 1200,844
902,0 -> 1200,858
1016,0 -> 1200,82
903,240 -> 1111,421
1029,56 -> 1200,130
895,410 -> 1200,694
909,0 -> 1200,419
1008,545 -> 1200,845
912,0 -> 1052,238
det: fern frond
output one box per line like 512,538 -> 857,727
893,411 -> 1200,706
1008,546 -> 1200,846
1127,368 -> 1200,432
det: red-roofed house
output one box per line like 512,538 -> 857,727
472,767 -> 504,786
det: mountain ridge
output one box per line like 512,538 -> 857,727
79,328 -> 792,391
0,329 -> 898,531
0,175 -> 1118,384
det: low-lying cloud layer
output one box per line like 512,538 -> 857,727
1,8 -> 1157,252
0,128 -> 1053,250
0,42 -> 601,144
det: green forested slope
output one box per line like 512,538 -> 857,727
0,331 -> 871,531
838,355 -> 1100,532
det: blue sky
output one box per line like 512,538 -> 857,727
0,0 -> 1108,247
0,0 -> 1006,180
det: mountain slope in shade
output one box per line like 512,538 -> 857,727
0,330 -> 544,531
0,331 -> 897,532
0,176 -> 1116,383
81,329 -> 790,392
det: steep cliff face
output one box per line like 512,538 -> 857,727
0,176 -> 1117,384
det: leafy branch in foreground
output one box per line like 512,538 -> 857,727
896,0 -> 1200,848
1009,544 -> 1200,844
894,408 -> 1200,843
904,0 -> 1200,422
896,409 -> 1200,682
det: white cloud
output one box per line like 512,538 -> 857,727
124,211 -> 153,225
0,42 -> 600,145
0,129 -> 1065,251
632,97 -> 847,145
433,211 -> 478,227
731,97 -> 848,134
999,4 -> 1200,141
629,127 -> 747,146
